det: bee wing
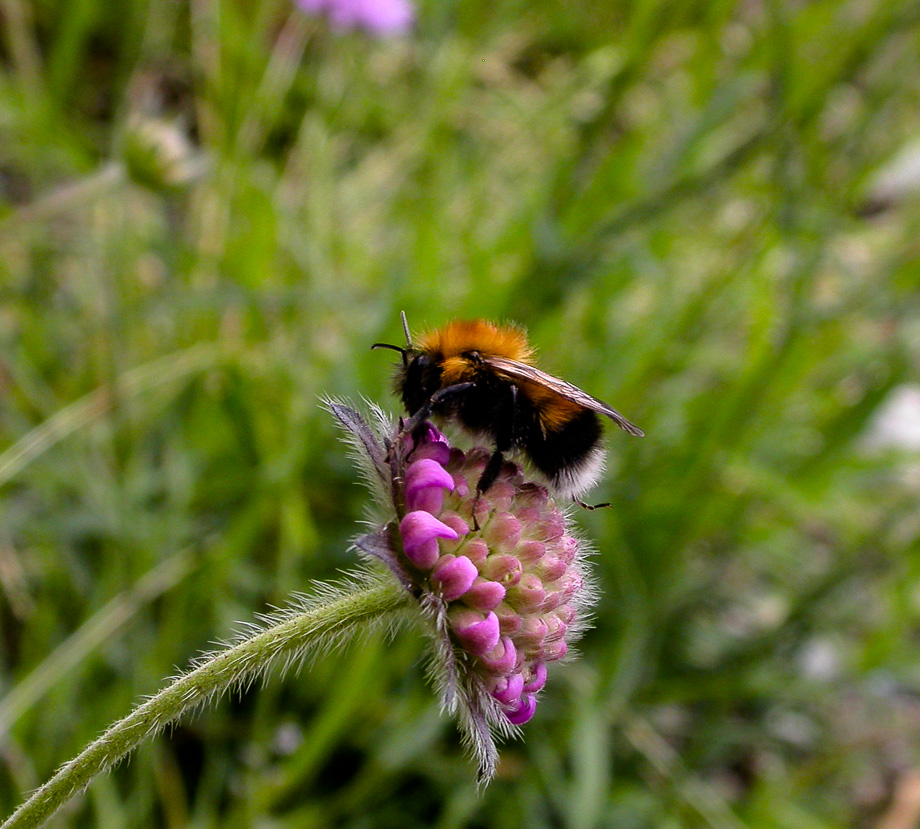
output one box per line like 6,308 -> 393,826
484,356 -> 645,437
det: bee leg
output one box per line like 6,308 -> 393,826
471,454 -> 504,532
574,498 -> 612,510
471,454 -> 502,531
471,385 -> 518,531
471,491 -> 483,531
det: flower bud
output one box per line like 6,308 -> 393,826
481,554 -> 522,586
485,481 -> 516,512
471,496 -> 490,528
555,535 -> 578,564
540,588 -> 566,612
515,483 -> 549,508
449,608 -> 500,656
541,638 -> 568,662
516,615 -> 548,650
555,604 -> 576,625
544,613 -> 567,642
506,573 -> 545,612
529,513 -> 565,542
431,555 -> 478,601
458,538 -> 489,566
462,578 -> 506,611
494,602 -> 523,635
550,570 -> 583,603
483,512 -> 522,549
452,474 -> 470,498
537,555 -> 567,582
480,635 -> 517,674
516,539 -> 545,566
516,506 -> 542,525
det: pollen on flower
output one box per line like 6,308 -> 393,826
392,424 -> 593,728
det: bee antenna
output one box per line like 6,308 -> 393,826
371,341 -> 409,367
400,310 -> 413,348
371,342 -> 406,355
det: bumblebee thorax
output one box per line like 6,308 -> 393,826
417,320 -> 533,363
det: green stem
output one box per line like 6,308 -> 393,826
2,576 -> 410,829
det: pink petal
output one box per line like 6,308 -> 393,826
399,510 -> 458,569
405,458 -> 455,513
522,662 -> 547,693
504,693 -> 537,725
449,608 -> 500,656
431,554 -> 477,601
490,671 -> 524,705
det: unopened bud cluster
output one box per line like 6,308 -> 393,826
121,115 -> 203,194
397,427 -> 587,725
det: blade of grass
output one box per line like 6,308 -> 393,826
0,0 -> 43,94
0,548 -> 197,739
624,716 -> 747,829
236,13 -> 313,156
0,344 -> 222,488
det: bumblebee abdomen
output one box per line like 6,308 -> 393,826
520,408 -> 605,497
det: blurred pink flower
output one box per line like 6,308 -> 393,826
296,0 -> 413,35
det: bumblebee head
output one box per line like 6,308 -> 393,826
372,311 -> 441,414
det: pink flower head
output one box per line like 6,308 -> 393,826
329,401 -> 596,784
295,0 -> 413,36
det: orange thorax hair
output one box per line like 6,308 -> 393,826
416,320 -> 533,384
416,320 -> 581,430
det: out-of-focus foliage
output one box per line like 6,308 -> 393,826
2,0 -> 920,825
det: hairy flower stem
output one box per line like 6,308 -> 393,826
3,578 -> 410,829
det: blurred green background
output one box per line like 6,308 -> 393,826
3,0 -> 920,825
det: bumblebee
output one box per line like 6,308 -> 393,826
373,313 -> 643,505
